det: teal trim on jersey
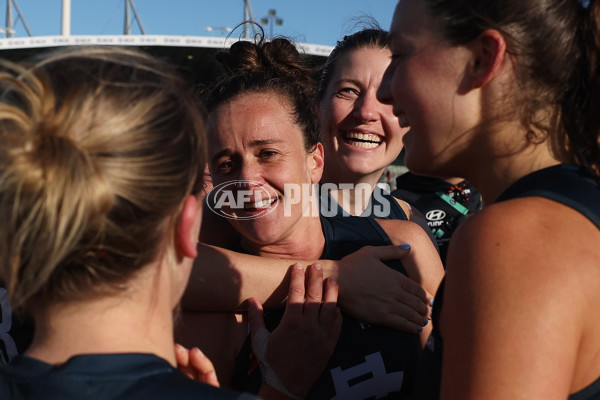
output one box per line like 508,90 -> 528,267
435,192 -> 469,215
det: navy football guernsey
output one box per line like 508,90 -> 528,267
233,215 -> 420,400
0,284 -> 34,365
413,164 -> 600,400
0,353 -> 257,400
320,185 -> 409,220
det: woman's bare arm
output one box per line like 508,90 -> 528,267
183,243 -> 433,332
395,197 -> 439,251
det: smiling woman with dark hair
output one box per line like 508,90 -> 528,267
177,34 -> 444,399
0,46 -> 255,400
377,0 -> 600,398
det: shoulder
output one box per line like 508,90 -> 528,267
443,196 -> 600,331
375,218 -> 430,246
393,197 -> 413,219
383,198 -> 439,249
440,196 -> 600,397
375,218 -> 445,293
449,195 -> 600,264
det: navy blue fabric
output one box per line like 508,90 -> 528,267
233,215 -> 419,399
367,186 -> 409,220
0,285 -> 33,365
0,353 -> 256,400
413,164 -> 600,400
496,164 -> 600,229
320,185 -> 409,220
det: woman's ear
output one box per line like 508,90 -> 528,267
469,29 -> 507,89
176,195 -> 201,259
308,142 -> 325,184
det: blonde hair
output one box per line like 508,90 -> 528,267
0,46 -> 205,312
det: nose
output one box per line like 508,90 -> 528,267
237,158 -> 262,185
377,64 -> 393,106
352,92 -> 379,122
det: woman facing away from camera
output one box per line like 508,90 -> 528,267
377,0 -> 600,399
177,35 -> 444,400
0,45 -> 322,400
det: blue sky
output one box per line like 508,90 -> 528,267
5,1 -> 396,47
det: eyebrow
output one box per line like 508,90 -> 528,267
248,139 -> 285,147
211,149 -> 232,164
210,138 -> 286,163
333,78 -> 362,88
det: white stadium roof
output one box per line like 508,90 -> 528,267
0,34 -> 334,57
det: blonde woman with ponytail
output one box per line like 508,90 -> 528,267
0,46 -> 260,400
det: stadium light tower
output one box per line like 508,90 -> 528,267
3,0 -> 32,38
242,0 -> 260,39
61,0 -> 70,36
124,0 -> 146,35
260,9 -> 283,39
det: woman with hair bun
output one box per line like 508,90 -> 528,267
179,35 -> 443,400
0,46 -> 261,399
377,0 -> 600,398
185,28 -> 442,341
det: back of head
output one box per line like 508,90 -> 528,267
204,32 -> 320,151
423,0 -> 600,176
0,46 -> 205,313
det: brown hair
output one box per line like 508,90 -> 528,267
424,0 -> 600,176
317,27 -> 388,100
204,33 -> 321,151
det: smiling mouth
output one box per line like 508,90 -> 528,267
243,196 -> 278,211
343,132 -> 383,149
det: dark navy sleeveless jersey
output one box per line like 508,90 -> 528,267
319,185 -> 409,220
413,164 -> 600,400
233,215 -> 420,400
0,283 -> 34,365
0,353 -> 257,400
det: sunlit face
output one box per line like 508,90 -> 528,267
320,46 -> 407,181
378,0 -> 477,177
206,92 -> 323,247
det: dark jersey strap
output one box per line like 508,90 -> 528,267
496,164 -> 600,229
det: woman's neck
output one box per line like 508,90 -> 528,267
321,167 -> 385,216
467,140 -> 563,204
26,264 -> 177,367
240,214 -> 326,260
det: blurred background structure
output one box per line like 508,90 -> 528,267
0,0 -> 407,174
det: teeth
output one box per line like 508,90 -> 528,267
350,141 -> 379,149
345,132 -> 383,144
245,197 -> 276,210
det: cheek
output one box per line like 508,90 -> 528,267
325,100 -> 350,130
381,111 -> 403,138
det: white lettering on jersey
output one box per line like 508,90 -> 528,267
330,352 -> 403,399
0,288 -> 18,364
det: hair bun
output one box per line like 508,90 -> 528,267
216,36 -> 312,89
